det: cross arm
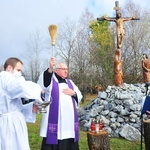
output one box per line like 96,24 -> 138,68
131,17 -> 140,20
122,17 -> 140,21
97,17 -> 116,21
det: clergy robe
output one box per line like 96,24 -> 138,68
37,70 -> 83,150
0,71 -> 42,150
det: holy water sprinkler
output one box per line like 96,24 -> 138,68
48,24 -> 57,57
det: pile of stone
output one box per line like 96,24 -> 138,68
78,83 -> 148,141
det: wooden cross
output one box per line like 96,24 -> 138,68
114,1 -> 121,15
97,1 -> 140,49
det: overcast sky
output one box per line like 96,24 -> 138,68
0,0 -> 149,65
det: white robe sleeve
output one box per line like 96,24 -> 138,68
37,71 -> 51,93
21,102 -> 36,123
141,96 -> 146,108
4,74 -> 43,103
37,72 -> 45,89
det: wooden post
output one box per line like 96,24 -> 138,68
87,130 -> 110,150
113,1 -> 121,14
143,120 -> 150,150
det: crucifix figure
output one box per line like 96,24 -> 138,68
97,1 -> 140,86
97,1 -> 140,49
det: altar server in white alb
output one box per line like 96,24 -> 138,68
0,57 -> 43,150
38,57 -> 83,150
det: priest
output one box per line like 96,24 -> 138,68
38,57 -> 83,150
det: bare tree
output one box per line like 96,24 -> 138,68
121,1 -> 150,83
56,9 -> 96,101
23,30 -> 49,82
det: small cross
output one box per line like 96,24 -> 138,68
114,1 -> 121,14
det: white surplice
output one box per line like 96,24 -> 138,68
38,73 -> 83,140
0,71 -> 42,150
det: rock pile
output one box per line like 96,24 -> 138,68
78,83 -> 147,141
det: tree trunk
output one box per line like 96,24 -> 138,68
87,130 -> 110,150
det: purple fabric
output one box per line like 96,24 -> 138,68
46,78 -> 59,144
67,79 -> 79,142
46,77 -> 79,144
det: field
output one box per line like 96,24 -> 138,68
27,94 -> 146,150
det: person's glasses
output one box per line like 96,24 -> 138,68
57,68 -> 68,71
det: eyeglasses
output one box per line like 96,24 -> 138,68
57,68 -> 68,71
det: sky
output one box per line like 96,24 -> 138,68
0,0 -> 150,65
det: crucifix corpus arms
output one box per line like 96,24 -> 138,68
97,1 -> 140,49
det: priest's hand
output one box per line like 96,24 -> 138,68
62,88 -> 75,96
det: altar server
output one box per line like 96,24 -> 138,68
0,57 -> 43,150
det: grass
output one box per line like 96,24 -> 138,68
27,94 -> 146,150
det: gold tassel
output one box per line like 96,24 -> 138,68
48,25 -> 57,46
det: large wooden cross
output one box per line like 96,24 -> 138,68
97,1 -> 140,49
97,1 -> 140,87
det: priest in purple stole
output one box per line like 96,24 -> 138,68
38,57 -> 83,150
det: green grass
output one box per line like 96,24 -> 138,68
27,94 -> 146,150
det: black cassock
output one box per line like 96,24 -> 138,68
41,138 -> 79,150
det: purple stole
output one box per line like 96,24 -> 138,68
46,77 -> 79,144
